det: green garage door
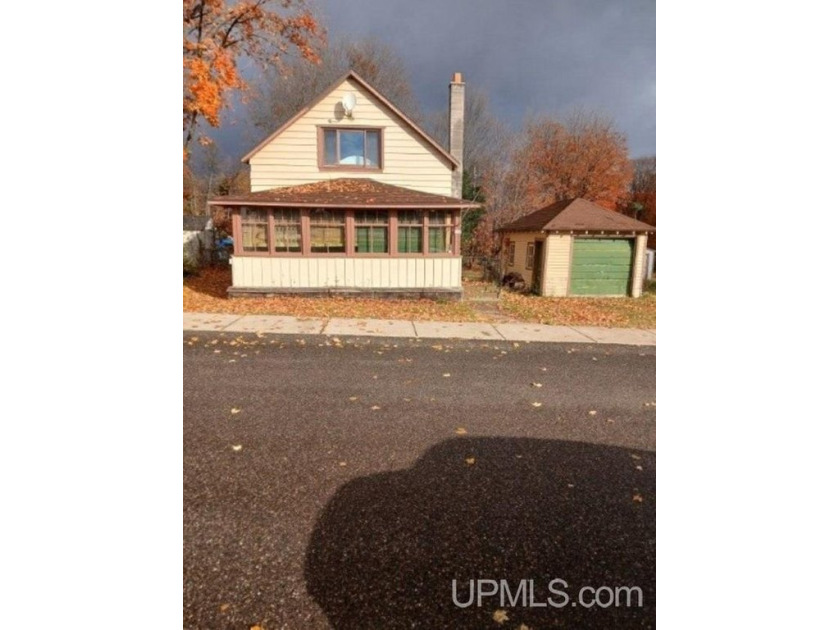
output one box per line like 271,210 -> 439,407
570,238 -> 633,296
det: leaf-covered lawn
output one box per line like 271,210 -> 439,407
183,266 -> 485,322
184,266 -> 655,328
499,291 -> 656,329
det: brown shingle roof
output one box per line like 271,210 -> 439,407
498,198 -> 655,233
208,178 -> 481,209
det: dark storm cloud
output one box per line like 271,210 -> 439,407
314,0 -> 655,156
208,0 -> 654,162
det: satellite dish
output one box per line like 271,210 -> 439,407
342,92 -> 357,117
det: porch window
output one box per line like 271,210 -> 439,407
428,210 -> 454,253
397,210 -> 423,253
355,210 -> 389,254
321,128 -> 382,169
506,242 -> 515,266
242,207 -> 268,252
310,209 -> 346,253
273,209 -> 302,253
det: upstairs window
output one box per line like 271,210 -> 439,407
310,209 -> 346,253
355,210 -> 389,254
241,208 -> 268,252
321,128 -> 382,169
397,210 -> 423,253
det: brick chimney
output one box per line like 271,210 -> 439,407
449,72 -> 465,199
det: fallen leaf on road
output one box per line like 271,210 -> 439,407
455,428 -> 467,435
518,624 -> 531,630
540,367 -> 547,371
443,373 -> 451,377
465,456 -> 476,466
493,609 -> 509,623
606,418 -> 615,423
531,382 -> 543,388
339,462 -> 347,467
635,465 -> 643,471
348,396 -> 358,401
231,408 -> 241,414
633,494 -> 644,502
630,454 -> 642,460
588,410 -> 597,416
232,445 -> 243,452
220,603 -> 230,612
531,402 -> 542,407
370,405 -> 381,410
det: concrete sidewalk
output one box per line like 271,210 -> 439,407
184,312 -> 656,346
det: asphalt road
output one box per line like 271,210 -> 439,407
184,333 -> 656,629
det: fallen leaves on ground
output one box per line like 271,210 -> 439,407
465,456 -> 476,466
531,402 -> 542,407
493,609 -> 509,623
633,494 -> 644,503
232,444 -> 243,452
230,408 -> 241,414
500,291 -> 656,328
455,427 -> 467,435
184,266 -> 486,322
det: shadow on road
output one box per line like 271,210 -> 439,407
305,437 -> 655,628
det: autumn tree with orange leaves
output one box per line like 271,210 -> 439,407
506,111 -> 633,213
183,0 -> 323,155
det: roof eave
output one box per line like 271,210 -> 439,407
208,199 -> 481,209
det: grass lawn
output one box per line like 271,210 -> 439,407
184,266 -> 655,328
183,266 -> 484,322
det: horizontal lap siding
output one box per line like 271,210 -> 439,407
542,235 -> 572,297
231,257 -> 462,289
502,232 -> 542,287
249,79 -> 452,196
631,234 -> 647,298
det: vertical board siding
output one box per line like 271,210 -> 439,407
542,235 -> 572,297
249,79 -> 452,196
231,257 -> 462,289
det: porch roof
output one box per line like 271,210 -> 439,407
209,178 -> 481,210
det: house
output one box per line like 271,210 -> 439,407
208,70 -> 480,299
497,198 -> 655,297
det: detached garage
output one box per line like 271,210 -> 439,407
498,198 -> 655,298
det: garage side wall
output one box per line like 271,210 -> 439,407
542,234 -> 572,297
501,232 -> 542,287
631,234 -> 648,298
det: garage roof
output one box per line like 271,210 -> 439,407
498,198 -> 655,233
